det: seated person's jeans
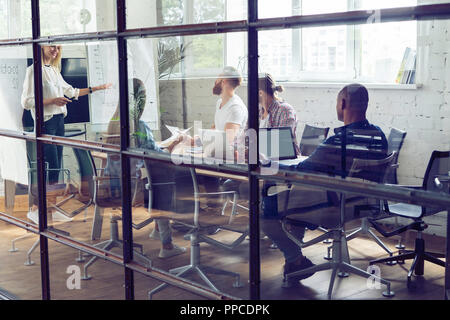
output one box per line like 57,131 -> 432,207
261,181 -> 305,263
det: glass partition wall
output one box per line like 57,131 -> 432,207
0,0 -> 449,300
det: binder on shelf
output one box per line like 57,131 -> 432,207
396,47 -> 416,84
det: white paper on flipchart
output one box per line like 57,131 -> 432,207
0,58 -> 29,185
87,42 -> 120,125
87,39 -> 159,128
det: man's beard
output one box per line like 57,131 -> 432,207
213,82 -> 222,95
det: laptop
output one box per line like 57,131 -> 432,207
259,127 -> 304,166
198,128 -> 229,158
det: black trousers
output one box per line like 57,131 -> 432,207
42,114 -> 65,184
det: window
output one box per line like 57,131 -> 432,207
0,1 -> 8,39
157,0 -> 229,77
257,0 -> 417,83
160,0 -> 417,83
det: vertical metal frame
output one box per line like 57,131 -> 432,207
247,0 -> 260,300
446,207 -> 450,300
117,0 -> 134,300
30,0 -> 51,301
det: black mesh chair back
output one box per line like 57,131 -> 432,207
299,124 -> 330,156
386,128 -> 407,184
349,151 -> 397,184
421,150 -> 450,217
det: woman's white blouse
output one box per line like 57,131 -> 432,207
21,65 -> 80,122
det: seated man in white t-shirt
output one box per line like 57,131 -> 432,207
212,66 -> 248,146
186,66 -> 247,157
195,66 -> 248,213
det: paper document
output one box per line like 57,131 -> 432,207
165,124 -> 191,135
157,125 -> 192,148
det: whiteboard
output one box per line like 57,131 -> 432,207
0,59 -> 29,185
87,39 -> 159,129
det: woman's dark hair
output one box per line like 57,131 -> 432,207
258,73 -> 283,98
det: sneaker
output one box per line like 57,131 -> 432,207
283,257 -> 316,286
158,244 -> 187,259
27,209 -> 39,225
149,228 -> 160,240
51,211 -> 73,222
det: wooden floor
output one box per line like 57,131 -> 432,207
0,197 -> 447,300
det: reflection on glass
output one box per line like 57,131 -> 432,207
126,0 -> 246,29
40,0 -> 116,36
0,45 -> 33,134
0,0 -> 32,40
126,35 -> 248,169
360,21 -> 417,83
49,239 -> 125,299
17,41 -> 119,145
0,221 -> 42,299
258,0 -> 424,19
130,157 -> 249,299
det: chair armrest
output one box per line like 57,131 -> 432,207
132,217 -> 153,230
384,184 -> 422,189
93,176 -> 140,182
196,191 -> 237,196
93,176 -> 118,182
145,182 -> 176,190
266,185 -> 292,197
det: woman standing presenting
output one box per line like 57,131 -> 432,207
21,45 -> 111,222
21,45 -> 111,184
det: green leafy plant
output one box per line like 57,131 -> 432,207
157,40 -> 190,79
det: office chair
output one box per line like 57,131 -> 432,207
9,141 -> 71,265
299,124 -> 330,157
81,153 -> 154,280
272,153 -> 397,299
369,150 -> 449,289
51,147 -> 96,219
348,128 -> 408,256
147,168 -> 244,299
386,128 -> 407,185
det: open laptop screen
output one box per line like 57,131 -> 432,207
259,127 -> 297,160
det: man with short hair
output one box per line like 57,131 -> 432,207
212,66 -> 248,145
196,67 -> 248,212
261,83 -> 388,286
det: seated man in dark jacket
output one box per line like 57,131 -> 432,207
261,83 -> 388,286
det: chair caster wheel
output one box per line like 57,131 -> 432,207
407,276 -> 419,290
338,271 -> 349,278
24,260 -> 35,266
383,290 -> 395,297
281,278 -> 295,288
